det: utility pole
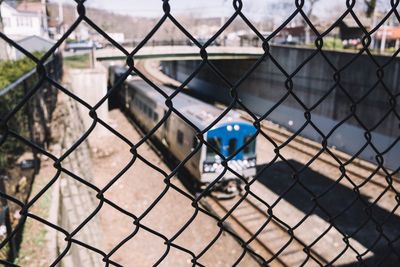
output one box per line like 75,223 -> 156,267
220,0 -> 227,46
380,22 -> 388,54
58,0 -> 64,24
0,0 -> 10,60
41,0 -> 49,38
365,0 -> 377,50
57,0 -> 64,38
304,0 -> 319,45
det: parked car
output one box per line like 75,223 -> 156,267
64,40 -> 103,52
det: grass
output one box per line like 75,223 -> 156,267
14,227 -> 48,267
63,53 -> 91,69
13,161 -> 53,267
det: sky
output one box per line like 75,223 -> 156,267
47,0 -> 397,27
50,0 -> 344,20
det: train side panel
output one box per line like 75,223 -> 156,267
117,78 -> 257,187
124,83 -> 166,140
123,81 -> 203,180
165,113 -> 202,179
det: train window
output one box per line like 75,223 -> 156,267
164,111 -> 169,130
243,136 -> 256,158
206,137 -> 222,161
192,136 -> 198,149
228,138 -> 237,156
177,130 -> 184,145
153,112 -> 159,122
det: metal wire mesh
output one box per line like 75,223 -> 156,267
1,0 -> 400,266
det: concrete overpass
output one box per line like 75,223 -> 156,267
94,45 -> 264,61
95,44 -> 400,172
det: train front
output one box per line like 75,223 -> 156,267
201,119 -> 257,187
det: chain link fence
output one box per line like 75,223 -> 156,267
1,0 -> 400,266
0,53 -> 62,263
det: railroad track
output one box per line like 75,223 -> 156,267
200,194 -> 329,267
127,110 -> 328,266
121,90 -> 324,266
134,59 -> 399,266
137,59 -> 397,190
248,118 -> 399,190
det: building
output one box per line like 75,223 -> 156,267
0,1 -> 50,59
1,1 -> 47,39
14,35 -> 55,59
105,32 -> 125,44
376,26 -> 400,51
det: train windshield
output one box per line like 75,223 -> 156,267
206,137 -> 222,161
228,138 -> 237,156
243,135 -> 256,158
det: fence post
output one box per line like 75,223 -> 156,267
23,80 -> 40,174
23,80 -> 34,143
90,47 -> 96,69
0,175 -> 16,261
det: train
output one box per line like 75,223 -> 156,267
108,65 -> 257,193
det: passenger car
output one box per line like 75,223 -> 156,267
109,67 -> 257,192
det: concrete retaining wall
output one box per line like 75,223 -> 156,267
51,67 -> 108,267
69,67 -> 108,134
57,93 -> 103,267
161,46 -> 400,170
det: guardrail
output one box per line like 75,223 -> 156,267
0,53 -> 62,263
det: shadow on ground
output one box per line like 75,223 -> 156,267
255,160 -> 400,266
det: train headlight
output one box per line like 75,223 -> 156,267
248,158 -> 256,167
234,124 -> 240,131
227,125 -> 233,131
203,163 -> 217,173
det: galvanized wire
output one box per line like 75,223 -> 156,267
0,0 -> 400,266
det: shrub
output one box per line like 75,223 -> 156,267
0,54 -> 42,172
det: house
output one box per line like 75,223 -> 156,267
0,1 -> 51,59
336,17 -> 373,48
1,1 -> 47,39
14,35 -> 55,59
338,21 -> 365,42
375,26 -> 400,51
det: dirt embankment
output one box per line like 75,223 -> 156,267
90,110 -> 258,266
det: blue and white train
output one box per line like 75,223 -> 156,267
111,68 -> 257,191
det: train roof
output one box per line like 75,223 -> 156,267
125,79 -> 249,130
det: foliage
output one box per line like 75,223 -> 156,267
0,52 -> 61,172
323,37 -> 344,50
0,57 -> 37,89
63,53 -> 91,69
14,171 -> 51,266
0,55 -> 41,172
66,38 -> 77,43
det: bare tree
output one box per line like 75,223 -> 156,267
304,0 -> 320,44
364,0 -> 377,18
364,0 -> 379,49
